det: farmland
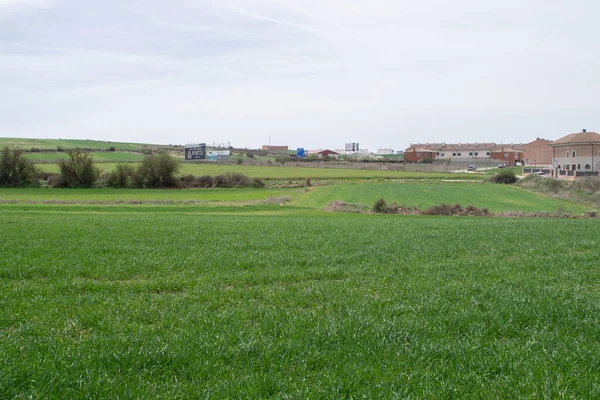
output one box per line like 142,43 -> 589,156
0,138 -> 148,151
36,162 -> 481,181
1,155 -> 600,397
1,206 -> 600,398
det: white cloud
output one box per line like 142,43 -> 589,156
1,0 -> 599,149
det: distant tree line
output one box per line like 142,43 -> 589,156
0,146 -> 263,189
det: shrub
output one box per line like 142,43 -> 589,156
213,173 -> 256,188
251,177 -> 265,188
106,164 -> 136,188
224,173 -> 251,187
305,177 -> 312,187
107,146 -> 116,152
0,146 -> 39,187
30,147 -> 40,153
573,177 -> 600,193
196,175 -> 214,188
236,157 -> 244,165
56,150 -> 100,187
491,170 -> 517,184
56,146 -> 64,152
137,153 -> 180,188
246,153 -> 255,159
423,204 -> 490,216
373,198 -> 387,213
214,174 -> 228,187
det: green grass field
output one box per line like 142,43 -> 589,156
1,206 -> 599,398
23,152 -> 146,163
0,138 -> 149,151
36,162 -> 483,181
294,182 -> 589,213
0,182 -> 589,214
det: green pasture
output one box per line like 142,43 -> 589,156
36,162 -> 481,181
1,209 -> 599,398
0,187 -> 302,204
0,182 -> 589,214
0,138 -> 146,151
23,152 -> 145,163
295,182 -> 589,213
0,181 -> 590,214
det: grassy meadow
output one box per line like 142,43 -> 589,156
0,138 -> 147,151
0,182 -> 589,214
1,155 -> 600,397
1,208 -> 600,398
36,162 -> 482,181
23,151 -> 146,163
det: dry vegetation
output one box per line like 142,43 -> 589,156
518,175 -> 600,207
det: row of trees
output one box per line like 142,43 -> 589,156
0,146 -> 180,188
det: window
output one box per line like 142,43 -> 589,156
469,152 -> 473,156
585,164 -> 591,170
504,153 -> 509,158
558,165 -> 561,169
486,152 -> 490,156
441,153 -> 445,157
565,165 -> 569,170
573,151 -> 576,157
416,152 -> 421,157
458,153 -> 462,156
452,153 -> 456,156
436,152 -> 439,156
474,152 -> 478,156
566,151 -> 570,157
577,164 -> 581,170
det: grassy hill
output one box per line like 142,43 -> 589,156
0,137 -> 156,151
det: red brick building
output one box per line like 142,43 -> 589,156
490,145 -> 524,165
403,146 -> 436,162
523,138 -> 553,166
261,145 -> 289,152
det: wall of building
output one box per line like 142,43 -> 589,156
523,139 -> 553,166
262,145 -> 289,151
553,143 -> 600,172
404,151 -> 434,162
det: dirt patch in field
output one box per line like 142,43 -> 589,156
322,201 -> 369,213
324,200 -> 597,219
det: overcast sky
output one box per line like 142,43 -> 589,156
1,0 -> 598,150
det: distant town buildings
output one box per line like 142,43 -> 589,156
306,149 -> 340,159
404,143 -> 524,165
261,145 -> 289,152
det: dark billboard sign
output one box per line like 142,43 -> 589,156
185,143 -> 206,160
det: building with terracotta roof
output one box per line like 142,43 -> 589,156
551,129 -> 600,179
404,142 -> 523,164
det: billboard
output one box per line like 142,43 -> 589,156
207,150 -> 230,161
185,143 -> 206,160
345,143 -> 359,152
296,148 -> 305,158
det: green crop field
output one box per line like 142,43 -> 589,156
22,152 -> 146,163
0,138 -> 149,151
0,182 -> 589,214
36,162 -> 482,181
294,182 -> 590,213
1,201 -> 600,398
